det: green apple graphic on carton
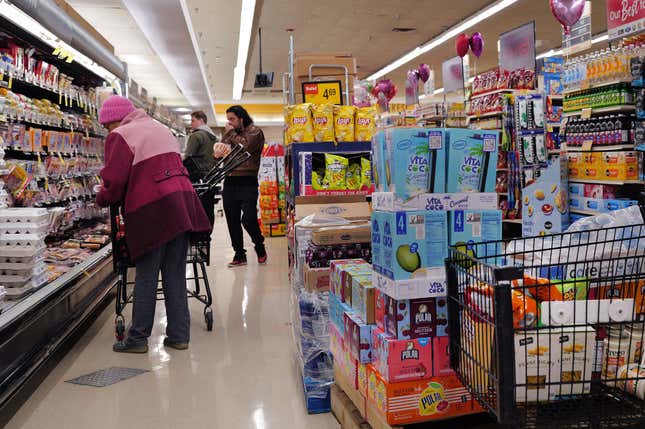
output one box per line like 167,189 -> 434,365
397,243 -> 421,273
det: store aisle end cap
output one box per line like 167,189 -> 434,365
99,96 -> 136,124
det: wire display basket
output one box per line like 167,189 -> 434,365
446,223 -> 645,428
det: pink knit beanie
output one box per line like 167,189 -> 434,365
99,95 -> 136,124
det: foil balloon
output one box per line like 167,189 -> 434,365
549,0 -> 585,35
417,63 -> 430,83
353,80 -> 372,107
456,33 -> 470,58
469,32 -> 484,58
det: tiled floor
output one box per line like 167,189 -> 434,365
6,218 -> 339,429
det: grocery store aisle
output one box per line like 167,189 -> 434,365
6,218 -> 339,429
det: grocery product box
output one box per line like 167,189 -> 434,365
352,276 -> 375,325
384,295 -> 448,340
581,152 -> 602,180
329,321 -> 345,360
294,195 -> 370,221
330,293 -> 353,335
372,329 -> 433,382
568,183 -> 584,197
514,330 -> 557,402
372,131 -> 387,192
433,336 -> 455,377
299,152 -> 374,197
551,327 -> 595,397
583,184 -> 618,199
343,268 -> 373,307
311,223 -> 371,246
330,259 -> 370,300
522,158 -> 569,237
567,153 -> 582,179
418,192 -> 499,211
344,311 -> 374,364
569,195 -> 584,211
601,151 -> 640,181
371,211 -> 381,271
588,279 -> 645,316
449,210 -> 502,263
446,129 -> 498,193
383,128 -> 447,205
358,362 -> 369,397
303,264 -> 330,293
371,192 -> 420,212
367,365 -> 483,425
378,211 -> 448,280
375,288 -> 386,331
372,268 -> 448,301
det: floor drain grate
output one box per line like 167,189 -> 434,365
65,367 -> 149,387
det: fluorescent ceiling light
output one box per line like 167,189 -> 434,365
366,0 -> 519,81
0,2 -> 119,86
174,107 -> 192,113
232,0 -> 257,100
592,34 -> 609,44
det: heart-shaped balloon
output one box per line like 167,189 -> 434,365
550,0 -> 585,35
418,64 -> 430,83
469,32 -> 484,58
456,33 -> 470,58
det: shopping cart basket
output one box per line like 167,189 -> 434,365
446,222 -> 645,428
111,145 -> 250,339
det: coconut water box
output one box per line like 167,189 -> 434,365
446,129 -> 498,193
371,210 -> 382,273
384,128 -> 446,204
372,130 -> 388,192
448,210 -> 502,266
381,210 -> 448,281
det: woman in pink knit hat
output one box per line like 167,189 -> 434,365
96,95 -> 211,353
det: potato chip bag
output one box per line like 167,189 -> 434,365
346,163 -> 362,190
312,170 -> 325,190
333,105 -> 356,142
322,154 -> 348,190
286,104 -> 314,143
361,157 -> 372,189
355,106 -> 377,141
312,104 -> 335,142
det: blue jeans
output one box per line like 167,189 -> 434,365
126,233 -> 190,345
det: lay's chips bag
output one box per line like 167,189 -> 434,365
361,157 -> 372,189
312,104 -> 335,142
355,106 -> 377,141
286,104 -> 314,143
322,154 -> 348,190
333,105 -> 356,142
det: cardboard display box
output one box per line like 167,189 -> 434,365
311,223 -> 371,246
294,195 -> 370,221
304,263 -> 330,292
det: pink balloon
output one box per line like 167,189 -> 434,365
456,33 -> 470,58
550,0 -> 585,35
418,64 -> 430,83
469,32 -> 484,58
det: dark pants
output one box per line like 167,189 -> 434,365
201,192 -> 215,226
223,183 -> 264,256
127,233 -> 190,345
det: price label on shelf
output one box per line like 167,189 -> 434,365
582,140 -> 593,151
302,81 -> 343,105
581,108 -> 592,119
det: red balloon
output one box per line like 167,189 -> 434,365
456,33 -> 470,58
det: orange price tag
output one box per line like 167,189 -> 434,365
581,140 -> 593,151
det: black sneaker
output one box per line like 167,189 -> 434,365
255,245 -> 267,264
163,338 -> 189,350
113,341 -> 148,354
228,253 -> 247,268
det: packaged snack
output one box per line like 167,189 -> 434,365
511,288 -> 539,328
286,104 -> 314,143
311,170 -> 324,190
355,106 -> 377,141
312,104 -> 334,142
513,275 -> 589,302
361,157 -> 371,189
334,105 -> 356,142
322,154 -> 348,190
346,162 -> 362,190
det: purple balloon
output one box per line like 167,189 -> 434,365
550,0 -> 585,34
469,32 -> 484,58
418,63 -> 431,83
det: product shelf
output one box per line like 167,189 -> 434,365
470,88 -> 525,99
562,105 -> 636,117
562,79 -> 634,96
568,178 -> 644,185
564,144 -> 636,152
467,111 -> 504,120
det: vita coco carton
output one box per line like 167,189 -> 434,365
380,211 -> 448,281
448,210 -> 502,265
371,211 -> 382,271
372,130 -> 388,192
383,128 -> 446,205
445,129 -> 498,193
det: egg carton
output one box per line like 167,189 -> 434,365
4,273 -> 49,300
0,244 -> 46,258
0,253 -> 45,270
0,222 -> 49,235
0,286 -> 6,302
0,208 -> 49,225
0,233 -> 47,247
0,263 -> 47,284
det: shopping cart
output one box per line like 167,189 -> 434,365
446,222 -> 645,428
111,144 -> 250,339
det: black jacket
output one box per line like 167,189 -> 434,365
184,128 -> 217,181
